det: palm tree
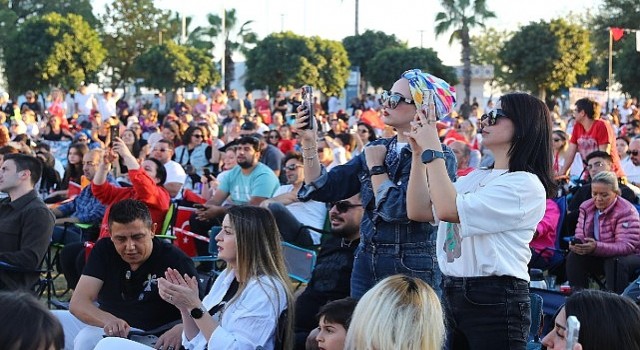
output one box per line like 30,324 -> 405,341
435,0 -> 495,118
199,9 -> 258,91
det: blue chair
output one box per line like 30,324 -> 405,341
281,242 -> 317,289
191,227 -> 225,296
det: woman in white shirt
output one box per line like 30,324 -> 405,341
406,92 -> 555,350
95,206 -> 294,350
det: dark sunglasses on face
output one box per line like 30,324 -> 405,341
628,150 -> 640,156
330,200 -> 362,214
379,90 -> 415,110
192,134 -> 203,138
284,164 -> 302,171
269,135 -> 279,139
480,109 -> 509,126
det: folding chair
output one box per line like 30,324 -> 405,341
0,248 -> 55,308
281,242 -> 317,290
191,227 -> 225,296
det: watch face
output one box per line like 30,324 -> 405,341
190,307 -> 204,319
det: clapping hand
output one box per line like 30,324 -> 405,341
158,268 -> 200,313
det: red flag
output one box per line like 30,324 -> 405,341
611,27 -> 625,41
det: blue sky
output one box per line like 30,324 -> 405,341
93,0 -> 602,66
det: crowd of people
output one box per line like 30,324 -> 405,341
0,73 -> 640,350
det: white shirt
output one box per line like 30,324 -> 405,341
622,158 -> 640,184
97,96 -> 117,120
435,170 -> 546,281
273,184 -> 327,244
182,269 -> 288,350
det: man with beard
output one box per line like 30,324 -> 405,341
260,152 -> 327,247
189,136 -> 280,266
293,194 -> 363,349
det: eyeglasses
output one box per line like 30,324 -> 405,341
357,129 -> 369,134
330,200 -> 362,214
379,90 -> 414,109
269,135 -> 280,139
628,150 -> 640,156
192,134 -> 203,138
586,161 -> 606,170
284,164 -> 303,171
480,109 -> 510,126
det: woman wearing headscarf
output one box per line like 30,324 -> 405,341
295,69 -> 457,298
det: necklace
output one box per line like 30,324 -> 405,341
477,168 -> 509,188
341,238 -> 354,248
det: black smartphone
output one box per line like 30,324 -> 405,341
203,168 -> 214,181
109,125 -> 119,145
570,237 -> 583,245
299,85 -> 314,130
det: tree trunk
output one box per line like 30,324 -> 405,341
461,27 -> 471,119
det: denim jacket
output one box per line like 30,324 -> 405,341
298,137 -> 457,246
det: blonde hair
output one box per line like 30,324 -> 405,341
344,275 -> 445,350
226,206 -> 295,349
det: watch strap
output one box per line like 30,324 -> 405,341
421,150 -> 445,164
369,165 -> 387,176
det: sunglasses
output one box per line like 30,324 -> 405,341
269,135 -> 280,139
357,129 -> 369,134
330,200 -> 362,214
628,150 -> 640,156
379,90 -> 414,109
284,164 -> 302,171
192,134 -> 203,138
480,109 -> 509,126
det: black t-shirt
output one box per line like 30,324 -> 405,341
306,235 -> 359,298
83,237 -> 197,330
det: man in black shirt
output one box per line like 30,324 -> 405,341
294,194 -> 363,348
0,154 -> 55,291
53,199 -> 197,350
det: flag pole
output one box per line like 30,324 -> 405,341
608,28 -> 613,113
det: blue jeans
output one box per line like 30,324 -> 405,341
443,275 -> 531,350
52,224 -> 83,245
351,240 -> 441,299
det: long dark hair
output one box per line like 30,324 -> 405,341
357,122 -> 378,143
61,142 -> 89,189
565,290 -> 640,350
500,93 -> 556,198
0,291 -> 65,350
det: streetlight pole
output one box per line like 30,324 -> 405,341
220,7 -> 226,91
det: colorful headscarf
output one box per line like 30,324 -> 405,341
401,69 -> 456,118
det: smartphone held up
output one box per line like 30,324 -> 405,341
299,85 -> 314,130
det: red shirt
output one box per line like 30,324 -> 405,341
92,168 -> 170,239
570,119 -> 624,177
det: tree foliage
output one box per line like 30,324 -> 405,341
101,0 -> 171,89
3,13 -> 105,94
0,0 -> 98,50
245,31 -> 350,96
435,0 -> 495,117
193,9 -> 258,91
342,30 -> 405,86
134,41 -> 219,91
366,47 -> 457,90
591,0 -> 640,97
470,28 -> 512,92
500,19 -> 591,99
